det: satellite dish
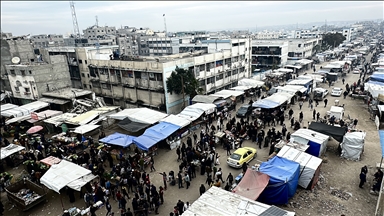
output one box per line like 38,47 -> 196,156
12,57 -> 21,64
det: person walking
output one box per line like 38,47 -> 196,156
342,78 -> 345,84
159,172 -> 167,190
312,109 -> 316,120
299,101 -> 303,110
359,169 -> 367,188
299,111 -> 303,123
177,171 -> 184,188
226,173 -> 234,186
199,184 -> 206,195
225,142 -> 231,156
105,199 -> 112,216
353,118 -> 358,129
176,146 -> 181,162
149,156 -> 156,172
324,98 -> 328,108
184,172 -> 191,189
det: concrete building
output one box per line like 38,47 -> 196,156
83,25 -> 117,46
254,31 -> 284,39
342,27 -> 357,42
1,32 -> 13,39
291,30 -> 321,39
287,38 -> 321,59
1,36 -> 36,92
31,34 -> 65,48
4,54 -> 71,104
81,43 -> 249,114
251,40 -> 289,71
44,46 -> 119,89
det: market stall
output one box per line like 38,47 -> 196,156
340,132 -> 366,161
1,144 -> 26,167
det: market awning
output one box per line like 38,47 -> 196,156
160,114 -> 191,128
133,122 -> 180,151
192,95 -> 223,104
117,117 -> 150,133
71,124 -> 101,134
252,99 -> 280,109
308,122 -> 347,143
0,103 -> 18,113
39,97 -> 70,105
44,113 -> 78,127
1,144 -> 25,160
99,132 -> 136,148
379,130 -> 384,158
108,108 -> 168,124
40,156 -> 61,166
27,110 -> 63,124
66,173 -> 98,191
40,160 -> 92,193
232,168 -> 269,200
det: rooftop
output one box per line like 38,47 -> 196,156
42,88 -> 93,100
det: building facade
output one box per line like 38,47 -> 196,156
31,34 -> 65,48
251,40 -> 289,71
83,26 -> 117,46
287,38 -> 321,59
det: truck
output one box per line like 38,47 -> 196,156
5,179 -> 47,211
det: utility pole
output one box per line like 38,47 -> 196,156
95,16 -> 98,27
163,14 -> 167,37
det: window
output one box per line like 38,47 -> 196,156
14,86 -> 20,92
81,73 -> 85,77
20,70 -> 26,76
10,70 -> 15,75
24,87 -> 30,93
29,70 -> 32,74
85,60 -> 87,64
83,84 -> 87,89
79,60 -> 83,64
87,74 -> 90,78
101,83 -> 111,89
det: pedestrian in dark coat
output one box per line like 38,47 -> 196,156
359,171 -> 367,188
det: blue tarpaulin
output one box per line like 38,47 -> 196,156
99,132 -> 136,148
252,99 -> 280,109
133,122 -> 180,151
371,72 -> 384,83
367,80 -> 384,86
379,130 -> 384,158
258,156 -> 300,205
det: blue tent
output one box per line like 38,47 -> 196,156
99,132 -> 136,148
258,156 -> 300,205
252,99 -> 280,109
133,122 -> 180,151
379,130 -> 384,158
371,72 -> 384,83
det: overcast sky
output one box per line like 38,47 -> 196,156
1,1 -> 383,36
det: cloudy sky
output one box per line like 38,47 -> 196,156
1,1 -> 383,36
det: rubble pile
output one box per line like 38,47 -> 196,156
318,199 -> 347,215
14,188 -> 42,205
329,187 -> 352,200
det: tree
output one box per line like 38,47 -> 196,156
322,33 -> 346,49
166,66 -> 202,100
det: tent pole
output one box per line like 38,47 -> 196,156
380,157 -> 383,169
60,193 -> 64,211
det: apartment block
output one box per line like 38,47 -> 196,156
251,40 -> 289,71
31,34 -> 65,48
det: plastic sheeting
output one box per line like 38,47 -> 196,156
252,92 -> 292,109
1,144 -> 25,160
340,132 -> 366,161
380,130 -> 384,158
277,146 -> 323,189
160,114 -> 191,128
99,132 -> 136,148
117,118 -> 150,132
371,72 -> 384,82
177,103 -> 216,122
232,168 -> 270,200
0,103 -> 18,112
237,79 -> 265,88
258,157 -> 300,205
108,108 -> 168,124
66,173 -> 97,191
40,160 -> 92,193
133,122 -> 180,151
72,124 -> 100,134
291,129 -> 329,157
308,122 -> 347,143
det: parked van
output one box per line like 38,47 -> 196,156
313,88 -> 329,101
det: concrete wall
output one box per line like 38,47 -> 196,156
0,40 -> 12,91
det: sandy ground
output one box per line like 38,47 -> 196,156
1,53 -> 381,216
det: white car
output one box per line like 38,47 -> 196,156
331,87 -> 343,97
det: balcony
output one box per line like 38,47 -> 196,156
251,51 -> 282,55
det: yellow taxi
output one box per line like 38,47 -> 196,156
226,147 -> 257,168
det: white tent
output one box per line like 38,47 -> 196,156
277,146 -> 323,189
1,144 -> 25,160
44,113 -> 78,127
276,85 -> 307,95
213,89 -> 245,98
340,132 -> 366,161
291,129 -> 329,157
160,114 -> 191,128
237,79 -> 265,88
40,160 -> 92,193
108,108 -> 168,124
177,103 -> 216,122
182,186 -> 295,216
0,103 -> 18,113
268,92 -> 294,104
72,124 -> 101,134
328,106 -> 344,120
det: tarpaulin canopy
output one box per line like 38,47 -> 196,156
40,156 -> 61,166
27,110 -> 63,123
252,99 -> 280,109
160,114 -> 191,128
2,101 -> 49,118
371,72 -> 384,82
40,160 -> 92,193
133,122 -> 180,151
177,103 -> 216,122
258,156 -> 300,205
99,132 -> 136,148
277,146 -> 323,189
0,103 -> 18,113
308,122 -> 347,143
44,113 -> 78,127
108,108 -> 168,124
379,130 -> 384,158
72,124 -> 100,134
291,129 -> 329,157
1,144 -> 25,160
232,168 -> 269,200
117,117 -> 150,133
252,92 -> 292,109
340,132 -> 366,161
237,78 -> 265,88
192,95 -> 223,104
66,173 -> 97,191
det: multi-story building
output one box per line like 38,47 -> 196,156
79,40 -> 249,114
4,54 -> 71,104
254,31 -> 284,39
147,37 -> 180,56
251,40 -> 289,71
31,34 -> 65,48
291,30 -> 321,39
1,32 -> 13,39
1,36 -> 36,92
83,26 -> 117,45
342,27 -> 357,42
287,38 -> 322,59
44,45 -> 119,89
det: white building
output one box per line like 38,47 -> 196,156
291,30 -> 321,39
342,28 -> 357,42
251,40 -> 289,71
254,31 -> 284,39
287,38 -> 322,59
